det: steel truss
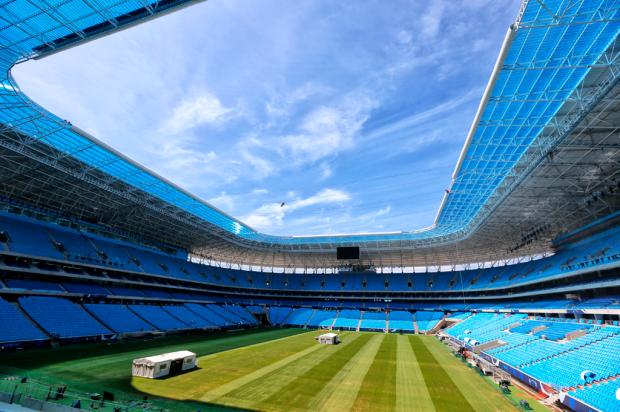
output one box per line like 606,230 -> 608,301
0,0 -> 617,270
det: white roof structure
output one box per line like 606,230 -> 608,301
133,350 -> 195,365
0,1 -> 618,268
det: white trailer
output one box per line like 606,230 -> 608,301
318,332 -> 339,345
132,350 -> 197,379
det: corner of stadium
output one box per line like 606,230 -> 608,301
0,1 -> 618,411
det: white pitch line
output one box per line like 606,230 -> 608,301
310,333 -> 384,412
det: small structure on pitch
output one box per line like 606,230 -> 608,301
317,332 -> 339,345
132,350 -> 197,379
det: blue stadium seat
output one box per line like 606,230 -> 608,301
333,310 -> 361,329
128,304 -> 189,330
19,296 -> 111,338
0,297 -> 47,344
415,311 -> 444,332
360,311 -> 387,331
185,304 -> 233,327
6,279 -> 64,292
85,303 -> 156,333
388,311 -> 414,332
269,307 -> 293,325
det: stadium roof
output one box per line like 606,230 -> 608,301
0,0 -> 619,268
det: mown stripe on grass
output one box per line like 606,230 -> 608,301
350,333 -> 397,412
137,331 -> 318,400
200,336 -> 328,403
259,332 -> 373,411
421,337 -> 518,412
395,334 -> 435,412
217,332 -> 355,408
409,335 -> 474,412
315,333 -> 384,411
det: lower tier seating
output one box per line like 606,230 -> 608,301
285,308 -> 315,326
269,306 -> 293,325
185,303 -> 232,327
521,334 -> 620,389
569,380 -> 620,411
224,305 -> 258,325
446,313 -> 620,392
19,296 -> 111,338
85,303 -> 156,333
0,297 -> 47,343
163,305 -> 214,328
415,311 -> 444,332
205,304 -> 254,326
333,310 -> 361,329
307,310 -> 337,327
389,311 -> 414,332
360,311 -> 387,331
128,304 -> 189,330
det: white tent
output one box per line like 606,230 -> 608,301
132,350 -> 197,379
318,333 -> 339,345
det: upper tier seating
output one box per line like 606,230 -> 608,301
2,211 -> 620,294
0,297 -> 47,343
142,289 -> 175,299
0,217 -> 63,259
84,303 -> 155,333
19,296 -> 111,338
128,304 -> 189,330
106,286 -> 146,297
62,282 -> 110,295
6,279 -> 64,292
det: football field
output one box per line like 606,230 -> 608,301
0,329 -> 545,411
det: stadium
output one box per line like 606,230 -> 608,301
0,0 -> 618,411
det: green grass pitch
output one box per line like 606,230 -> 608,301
0,329 -> 547,411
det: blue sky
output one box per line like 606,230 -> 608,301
14,0 -> 521,236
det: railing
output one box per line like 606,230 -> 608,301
0,366 -> 187,412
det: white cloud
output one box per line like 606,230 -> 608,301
165,92 -> 234,133
421,2 -> 445,41
289,188 -> 350,209
396,30 -> 412,45
242,188 -> 350,230
208,192 -> 236,212
362,87 -> 482,144
265,82 -> 331,119
282,204 -> 392,235
319,162 -> 333,180
240,149 -> 274,179
251,188 -> 269,195
278,92 -> 376,164
11,0 -> 521,235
